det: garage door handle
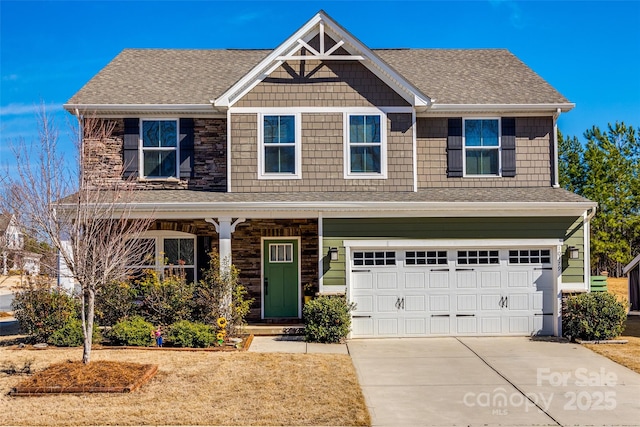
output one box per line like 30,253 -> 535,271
455,268 -> 475,271
352,315 -> 372,318
431,314 -> 449,317
352,269 -> 371,273
456,314 -> 475,317
430,268 -> 449,272
535,313 -> 554,316
535,267 -> 553,270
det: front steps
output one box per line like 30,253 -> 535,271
244,324 -> 304,336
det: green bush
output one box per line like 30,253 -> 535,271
48,318 -> 101,347
303,295 -> 355,343
166,320 -> 215,348
193,251 -> 254,336
108,316 -> 155,346
12,280 -> 79,343
135,270 -> 194,326
563,292 -> 627,341
95,280 -> 136,326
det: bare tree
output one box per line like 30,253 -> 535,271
3,107 -> 154,363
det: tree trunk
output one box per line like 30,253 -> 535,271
82,288 -> 95,364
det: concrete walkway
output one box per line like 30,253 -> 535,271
248,335 -> 348,354
348,337 -> 640,427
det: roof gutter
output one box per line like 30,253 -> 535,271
63,104 -> 220,114
426,103 -> 575,113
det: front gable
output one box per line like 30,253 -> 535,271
214,10 -> 431,110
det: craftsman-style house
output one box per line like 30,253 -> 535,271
64,11 -> 595,337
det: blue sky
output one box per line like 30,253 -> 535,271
1,0 -> 639,169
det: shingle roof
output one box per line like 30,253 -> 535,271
67,48 -> 568,106
83,187 -> 591,206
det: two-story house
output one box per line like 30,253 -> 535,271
1,212 -> 40,276
64,11 -> 595,337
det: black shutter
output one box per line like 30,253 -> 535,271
447,118 -> 463,177
123,118 -> 139,178
179,118 -> 194,179
501,118 -> 516,177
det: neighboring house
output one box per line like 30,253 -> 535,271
63,11 -> 596,337
623,255 -> 640,311
0,213 -> 40,276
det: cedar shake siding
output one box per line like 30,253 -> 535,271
230,112 -> 414,192
235,60 -> 410,108
416,117 -> 554,188
84,118 -> 227,191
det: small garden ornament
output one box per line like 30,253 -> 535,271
153,326 -> 163,347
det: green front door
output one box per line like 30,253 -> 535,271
263,239 -> 299,318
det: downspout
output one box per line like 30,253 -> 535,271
584,206 -> 597,290
552,108 -> 561,188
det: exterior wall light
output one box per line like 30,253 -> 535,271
567,246 -> 579,259
329,247 -> 339,261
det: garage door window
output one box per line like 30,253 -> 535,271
509,249 -> 551,264
353,251 -> 396,266
405,251 -> 447,265
457,250 -> 499,265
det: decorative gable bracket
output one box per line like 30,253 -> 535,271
276,20 -> 364,61
213,10 -> 432,110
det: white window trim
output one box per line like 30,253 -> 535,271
343,111 -> 388,179
128,230 -> 196,278
257,113 -> 302,180
462,117 -> 502,178
139,118 -> 180,180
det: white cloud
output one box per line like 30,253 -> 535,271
0,103 -> 64,117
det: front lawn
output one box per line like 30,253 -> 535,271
583,277 -> 640,375
0,347 -> 370,426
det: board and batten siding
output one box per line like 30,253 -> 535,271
321,217 -> 585,290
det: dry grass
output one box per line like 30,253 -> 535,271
583,277 -> 640,375
0,347 -> 370,426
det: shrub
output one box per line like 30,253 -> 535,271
303,295 -> 355,343
108,316 -> 155,346
12,279 -> 79,343
193,251 -> 254,335
167,320 -> 215,348
563,292 -> 627,341
48,318 -> 101,347
135,270 -> 194,326
95,280 -> 136,326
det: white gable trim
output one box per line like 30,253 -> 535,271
212,10 -> 432,110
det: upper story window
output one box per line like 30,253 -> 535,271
345,113 -> 386,178
259,114 -> 301,179
464,118 -> 500,176
141,119 -> 178,178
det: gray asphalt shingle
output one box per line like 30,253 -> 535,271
67,48 -> 568,106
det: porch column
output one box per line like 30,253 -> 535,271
205,217 -> 246,270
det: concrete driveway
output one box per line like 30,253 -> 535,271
348,337 -> 640,426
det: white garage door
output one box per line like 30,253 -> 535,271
349,248 -> 555,337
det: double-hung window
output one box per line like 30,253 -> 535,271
464,118 -> 500,176
346,113 -> 386,178
141,119 -> 178,179
260,114 -> 301,179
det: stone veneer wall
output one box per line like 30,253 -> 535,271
416,117 -> 554,188
83,118 -> 227,191
231,219 -> 318,320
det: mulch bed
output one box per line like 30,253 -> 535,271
9,361 -> 158,396
97,334 -> 253,352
